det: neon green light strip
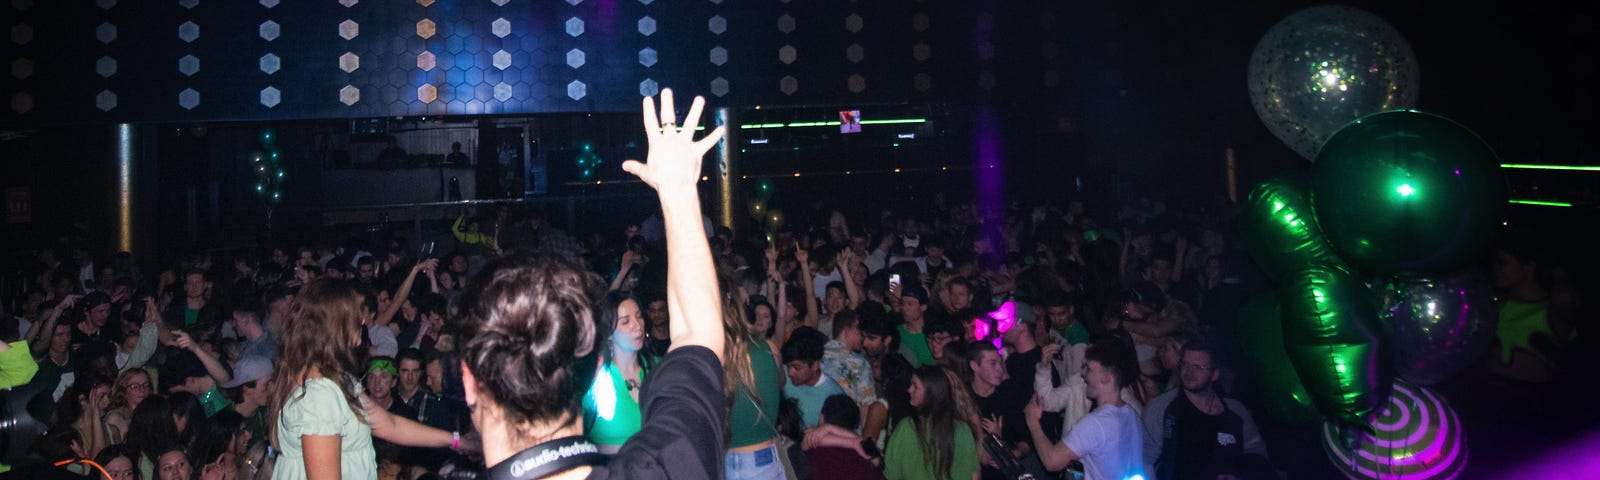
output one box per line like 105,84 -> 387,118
859,118 -> 926,125
1500,163 -> 1600,172
1508,199 -> 1574,207
738,118 -> 926,129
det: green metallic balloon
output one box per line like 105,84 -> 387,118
1280,263 -> 1393,426
1240,177 -> 1349,279
1237,293 -> 1322,425
1312,110 -> 1507,275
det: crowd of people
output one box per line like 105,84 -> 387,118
0,90 -> 1586,480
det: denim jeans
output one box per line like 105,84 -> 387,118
724,444 -> 787,480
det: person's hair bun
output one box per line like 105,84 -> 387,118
457,254 -> 601,427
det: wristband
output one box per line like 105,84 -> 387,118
451,431 -> 461,450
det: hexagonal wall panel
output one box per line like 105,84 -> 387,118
340,85 -> 360,105
777,15 -> 795,34
709,46 -> 727,66
710,77 -> 729,97
259,20 -> 279,41
492,18 -> 510,38
708,15 -> 726,35
11,58 -> 32,80
779,76 -> 797,95
96,57 -> 117,77
178,22 -> 198,42
845,14 -> 863,32
847,44 -> 864,63
339,52 -> 359,73
418,51 -> 436,71
567,80 -> 586,100
418,84 -> 437,103
566,49 -> 585,69
494,82 -> 512,101
640,78 -> 659,97
493,50 -> 511,70
97,23 -> 116,43
566,17 -> 584,37
96,90 -> 117,111
260,87 -> 281,107
179,88 -> 200,110
779,45 -> 796,64
639,48 -> 657,67
339,20 -> 359,40
179,55 -> 200,76
417,19 -> 436,38
638,17 -> 656,36
259,53 -> 280,74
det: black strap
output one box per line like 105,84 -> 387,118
480,436 -> 605,480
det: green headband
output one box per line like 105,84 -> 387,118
367,358 -> 397,377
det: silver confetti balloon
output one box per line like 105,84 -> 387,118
1378,272 -> 1498,385
1248,6 -> 1421,161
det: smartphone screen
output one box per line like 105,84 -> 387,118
889,274 -> 901,288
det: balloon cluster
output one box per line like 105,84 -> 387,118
575,141 -> 602,181
254,128 -> 286,206
1242,9 -> 1506,478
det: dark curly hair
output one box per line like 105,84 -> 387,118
456,254 -> 601,439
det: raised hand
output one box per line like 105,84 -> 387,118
416,258 -> 439,273
621,89 -> 726,194
1024,394 -> 1043,424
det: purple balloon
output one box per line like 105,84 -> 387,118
1378,272 -> 1499,385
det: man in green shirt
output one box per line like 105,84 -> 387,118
1044,291 -> 1090,346
895,285 -> 936,366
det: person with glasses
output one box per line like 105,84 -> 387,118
105,368 -> 154,444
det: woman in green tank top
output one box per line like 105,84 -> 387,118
724,287 -> 787,480
583,292 -> 655,454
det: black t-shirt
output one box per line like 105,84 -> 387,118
1157,393 -> 1246,480
587,345 -> 725,480
1002,346 -> 1041,399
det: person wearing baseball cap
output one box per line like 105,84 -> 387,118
70,291 -> 116,351
223,355 -> 274,442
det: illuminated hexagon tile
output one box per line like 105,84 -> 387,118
912,43 -> 930,62
97,23 -> 116,43
96,57 -> 117,77
416,0 -> 433,6
338,0 -> 356,6
179,0 -> 198,9
259,20 -> 279,41
418,84 -> 437,103
848,74 -> 865,93
567,80 -> 586,100
493,50 -> 511,70
178,88 -> 200,110
493,82 -> 512,102
340,85 -> 360,105
491,0 -> 508,5
339,20 -> 359,40
778,45 -> 796,64
417,51 -> 436,71
96,0 -> 116,9
638,17 -> 655,36
492,18 -> 510,38
912,13 -> 929,32
777,15 -> 795,34
708,16 -> 726,35
179,55 -> 200,76
566,49 -> 584,69
178,22 -> 198,42
847,44 -> 864,63
709,46 -> 726,66
845,14 -> 862,33
710,77 -> 728,97
566,17 -> 584,37
260,53 -> 280,74
779,76 -> 797,95
639,48 -> 657,67
260,0 -> 278,7
417,19 -> 435,38
96,90 -> 117,111
639,78 -> 658,97
260,86 -> 280,107
339,52 -> 359,73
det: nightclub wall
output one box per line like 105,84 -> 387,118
1,0 -> 1066,125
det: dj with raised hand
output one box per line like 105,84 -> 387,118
466,88 -> 729,480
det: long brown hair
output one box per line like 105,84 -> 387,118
910,366 -> 978,480
266,279 -> 369,447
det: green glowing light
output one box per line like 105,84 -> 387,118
1396,184 -> 1415,197
1507,199 -> 1573,207
1500,163 -> 1600,172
